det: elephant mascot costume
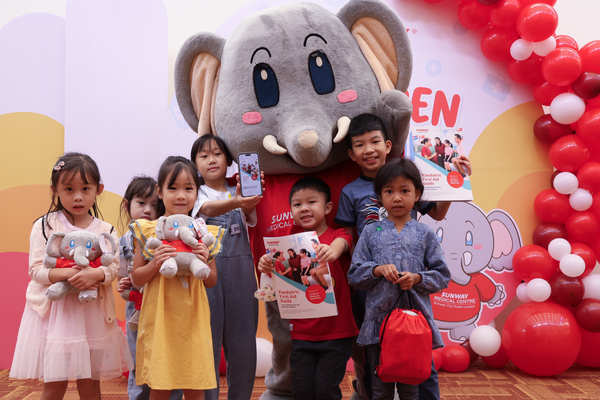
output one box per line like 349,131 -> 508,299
174,0 -> 414,398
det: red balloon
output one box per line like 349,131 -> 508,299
481,345 -> 510,368
555,35 -> 579,51
458,0 -> 492,30
432,348 -> 443,371
592,192 -> 600,221
534,189 -> 573,224
571,243 -> 597,278
460,340 -> 480,365
565,211 -> 600,243
477,0 -> 501,5
576,109 -> 600,150
502,301 -> 581,376
549,135 -> 590,172
533,114 -> 573,144
576,329 -> 600,367
480,26 -> 520,62
549,272 -> 584,306
571,72 -> 600,100
532,222 -> 569,248
440,344 -> 471,373
580,41 -> 600,75
512,244 -> 558,282
516,4 -> 558,43
577,162 -> 600,192
574,299 -> 600,333
532,80 -> 570,106
490,0 -> 522,29
591,235 -> 600,263
423,0 -> 444,3
519,0 -> 556,6
542,48 -> 583,87
507,55 -> 543,85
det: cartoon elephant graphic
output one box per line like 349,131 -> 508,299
419,202 -> 522,342
174,0 -> 414,398
44,231 -> 117,303
146,215 -> 216,281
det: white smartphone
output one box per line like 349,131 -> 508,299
237,152 -> 263,197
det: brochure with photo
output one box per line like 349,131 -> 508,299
263,231 -> 338,319
405,126 -> 473,202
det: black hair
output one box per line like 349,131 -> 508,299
435,137 -> 442,143
444,140 -> 453,148
190,134 -> 234,184
273,251 -> 282,259
374,158 -> 424,210
421,138 -> 430,145
300,249 -> 310,257
119,175 -> 158,232
287,248 -> 297,258
156,156 -> 200,217
43,152 -> 103,229
289,176 -> 331,204
455,133 -> 462,140
345,113 -> 389,149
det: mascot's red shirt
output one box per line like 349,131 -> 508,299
249,159 -> 361,264
430,273 -> 497,322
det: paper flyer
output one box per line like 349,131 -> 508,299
405,126 -> 474,202
263,231 -> 338,319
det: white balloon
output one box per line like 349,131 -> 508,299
487,319 -> 496,329
553,172 -> 579,195
560,254 -> 586,277
532,36 -> 557,57
569,188 -> 593,211
527,278 -> 552,302
510,39 -> 533,61
469,325 -> 501,357
582,274 -> 600,300
255,338 -> 273,377
516,282 -> 532,303
548,238 -> 572,261
550,93 -> 586,125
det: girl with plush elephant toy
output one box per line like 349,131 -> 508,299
130,156 -> 225,400
10,152 -> 133,400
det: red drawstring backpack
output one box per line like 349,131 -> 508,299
374,289 -> 432,385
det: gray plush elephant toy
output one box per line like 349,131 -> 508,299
44,231 -> 117,303
146,215 -> 215,281
174,0 -> 414,398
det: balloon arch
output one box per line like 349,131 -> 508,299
422,0 -> 600,376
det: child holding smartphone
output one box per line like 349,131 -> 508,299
191,135 -> 263,400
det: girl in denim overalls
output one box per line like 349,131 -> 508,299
191,135 -> 263,400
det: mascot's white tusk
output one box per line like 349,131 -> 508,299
175,229 -> 179,238
69,249 -> 75,257
333,116 -> 351,143
263,135 -> 288,155
85,250 -> 90,258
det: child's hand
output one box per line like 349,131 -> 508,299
192,242 -> 209,263
374,264 -> 400,283
258,254 -> 274,277
153,244 -> 177,267
117,276 -> 132,293
68,267 -> 104,290
314,244 -> 341,265
454,155 -> 472,176
396,272 -> 423,290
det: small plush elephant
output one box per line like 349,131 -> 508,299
146,215 -> 215,281
44,231 -> 117,303
121,286 -> 144,331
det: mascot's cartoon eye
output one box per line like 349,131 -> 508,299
70,239 -> 75,248
308,50 -> 334,95
86,240 -> 92,249
189,221 -> 194,229
466,230 -> 473,246
253,62 -> 279,108
173,220 -> 179,228
436,227 -> 443,243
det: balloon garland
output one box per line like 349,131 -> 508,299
423,0 -> 600,375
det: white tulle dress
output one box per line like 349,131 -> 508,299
10,212 -> 133,382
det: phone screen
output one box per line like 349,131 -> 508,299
238,152 -> 262,197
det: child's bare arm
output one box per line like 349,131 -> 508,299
69,267 -> 105,290
315,237 -> 349,265
204,260 -> 218,288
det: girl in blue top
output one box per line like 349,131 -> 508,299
348,158 -> 450,400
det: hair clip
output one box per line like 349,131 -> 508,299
53,161 -> 65,171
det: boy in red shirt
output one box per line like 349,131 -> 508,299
258,177 -> 358,400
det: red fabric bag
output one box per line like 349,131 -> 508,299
375,290 -> 432,385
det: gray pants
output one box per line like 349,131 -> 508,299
364,345 -> 418,400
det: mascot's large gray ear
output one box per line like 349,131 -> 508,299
338,0 -> 413,93
174,32 -> 226,135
